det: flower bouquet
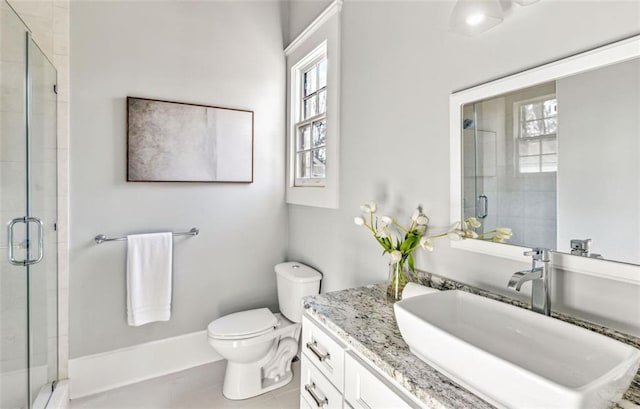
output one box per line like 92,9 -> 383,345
354,201 -> 512,301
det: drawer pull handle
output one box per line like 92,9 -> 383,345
306,341 -> 330,362
305,382 -> 328,407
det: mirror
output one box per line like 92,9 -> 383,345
451,36 -> 640,271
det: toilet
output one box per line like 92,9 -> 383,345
207,262 -> 322,400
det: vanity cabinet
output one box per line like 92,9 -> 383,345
300,315 -> 424,409
344,351 -> 418,409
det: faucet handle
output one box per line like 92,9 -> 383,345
524,248 -> 543,258
524,248 -> 551,261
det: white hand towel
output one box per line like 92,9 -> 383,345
126,232 -> 173,326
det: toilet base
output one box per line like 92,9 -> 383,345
222,361 -> 293,400
218,316 -> 301,400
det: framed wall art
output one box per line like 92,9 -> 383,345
127,97 -> 254,183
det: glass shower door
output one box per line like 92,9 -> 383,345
1,3 -> 30,408
0,3 -> 58,407
26,34 -> 58,409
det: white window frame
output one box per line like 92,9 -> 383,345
513,94 -> 558,174
292,45 -> 327,187
285,0 -> 341,209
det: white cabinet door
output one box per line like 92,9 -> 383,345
344,352 -> 421,409
301,354 -> 343,409
302,315 -> 347,392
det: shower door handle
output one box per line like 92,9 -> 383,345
477,195 -> 488,219
7,216 -> 44,266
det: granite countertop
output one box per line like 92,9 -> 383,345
302,281 -> 640,409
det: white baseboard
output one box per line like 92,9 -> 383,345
69,330 -> 222,399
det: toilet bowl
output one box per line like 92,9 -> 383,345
207,262 -> 322,400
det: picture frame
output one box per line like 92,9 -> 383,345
127,97 -> 254,183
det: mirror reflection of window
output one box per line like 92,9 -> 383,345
515,96 -> 558,174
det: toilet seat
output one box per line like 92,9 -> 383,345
208,308 -> 278,340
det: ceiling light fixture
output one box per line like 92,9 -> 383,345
465,13 -> 486,26
449,0 -> 504,36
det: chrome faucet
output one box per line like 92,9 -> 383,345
508,248 -> 551,316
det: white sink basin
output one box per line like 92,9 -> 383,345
394,290 -> 640,409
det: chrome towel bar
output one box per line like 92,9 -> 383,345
94,228 -> 199,244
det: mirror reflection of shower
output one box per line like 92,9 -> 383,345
463,105 -> 497,237
462,82 -> 558,249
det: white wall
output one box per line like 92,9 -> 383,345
70,0 -> 288,357
557,59 -> 640,264
287,0 -> 640,335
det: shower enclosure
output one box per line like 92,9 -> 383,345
1,2 -> 59,408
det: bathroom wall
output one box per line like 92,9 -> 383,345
69,1 -> 288,357
286,0 -> 640,335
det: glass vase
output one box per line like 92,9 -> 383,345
386,261 -> 409,302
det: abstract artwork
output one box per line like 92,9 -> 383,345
127,97 -> 253,182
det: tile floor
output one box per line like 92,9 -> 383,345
70,360 -> 301,409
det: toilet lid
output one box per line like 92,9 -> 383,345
207,308 -> 278,339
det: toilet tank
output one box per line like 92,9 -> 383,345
275,262 -> 322,323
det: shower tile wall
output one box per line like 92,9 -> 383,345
5,0 -> 70,380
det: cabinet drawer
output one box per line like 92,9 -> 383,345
302,315 -> 347,391
344,352 -> 419,409
301,356 -> 343,409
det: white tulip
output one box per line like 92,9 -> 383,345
464,230 -> 479,239
380,215 -> 393,226
496,227 -> 513,237
369,201 -> 377,213
449,221 -> 461,231
420,237 -> 434,251
466,217 -> 481,228
376,227 -> 390,239
448,230 -> 464,241
389,250 -> 402,263
354,216 -> 365,226
411,209 -> 421,221
416,215 -> 429,226
360,204 -> 372,213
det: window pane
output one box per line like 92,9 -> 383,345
519,139 -> 540,156
311,148 -> 326,178
543,99 -> 557,117
541,154 -> 557,172
318,59 -> 327,89
519,156 -> 539,173
313,120 -> 326,147
304,67 -> 317,96
297,151 -> 311,179
304,95 -> 317,119
318,89 -> 327,114
521,103 -> 541,121
544,117 -> 557,134
522,119 -> 544,137
541,138 -> 557,154
298,125 -> 311,151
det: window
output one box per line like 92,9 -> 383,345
295,57 -> 327,186
515,96 -> 558,173
285,0 -> 341,209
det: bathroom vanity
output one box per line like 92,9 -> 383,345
299,282 -> 640,409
